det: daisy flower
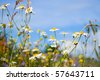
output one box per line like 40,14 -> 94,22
51,44 -> 57,48
60,40 -> 66,43
0,3 -> 10,10
32,48 -> 40,52
16,4 -> 25,10
48,36 -> 56,42
49,27 -> 59,32
72,32 -> 80,38
61,32 -> 69,35
23,26 -> 33,33
40,31 -> 47,37
25,7 -> 32,14
62,50 -> 69,55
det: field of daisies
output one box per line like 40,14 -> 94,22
0,0 -> 100,67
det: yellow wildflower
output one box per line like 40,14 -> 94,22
61,32 -> 69,35
1,23 -> 6,28
23,49 -> 30,55
79,59 -> 84,63
79,54 -> 84,59
69,58 -> 74,66
49,36 -> 56,41
29,53 -> 42,60
25,7 -> 32,14
7,41 -> 12,45
16,4 -> 25,9
47,48 -> 53,52
73,41 -> 78,45
32,48 -> 40,54
49,27 -> 59,32
0,3 -> 10,10
18,56 -> 23,61
23,25 -> 33,33
80,31 -> 84,35
40,31 -> 47,37
8,22 -> 13,28
60,40 -> 66,42
73,32 -> 80,38
37,29 -> 40,33
11,61 -> 17,64
29,56 -> 36,60
41,54 -> 46,59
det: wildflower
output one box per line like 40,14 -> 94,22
29,56 -> 36,60
1,23 -> 6,28
79,59 -> 84,64
47,48 -> 53,52
72,32 -> 80,38
18,56 -> 23,61
16,4 -> 25,10
17,31 -> 22,36
73,41 -> 78,45
25,7 -> 32,14
23,49 -> 30,53
29,53 -> 42,60
62,50 -> 69,55
40,31 -> 48,38
51,44 -> 57,48
50,39 -> 59,48
36,53 -> 42,58
7,41 -> 12,45
0,5 -> 6,10
79,54 -> 84,59
60,40 -> 66,43
80,31 -> 84,35
49,27 -> 59,32
8,22 -> 13,28
64,59 -> 68,63
32,48 -> 40,53
0,3 -> 10,10
48,36 -> 56,42
11,61 -> 17,64
61,32 -> 69,35
0,57 -> 6,61
69,58 -> 74,66
23,25 -> 33,33
37,29 -> 41,33
41,54 -> 46,59
61,58 -> 65,62
83,33 -> 89,37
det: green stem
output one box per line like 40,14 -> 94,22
6,7 -> 19,31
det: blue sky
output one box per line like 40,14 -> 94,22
31,0 -> 100,30
0,0 -> 100,39
0,0 -> 100,30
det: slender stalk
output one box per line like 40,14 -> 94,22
6,7 -> 19,31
